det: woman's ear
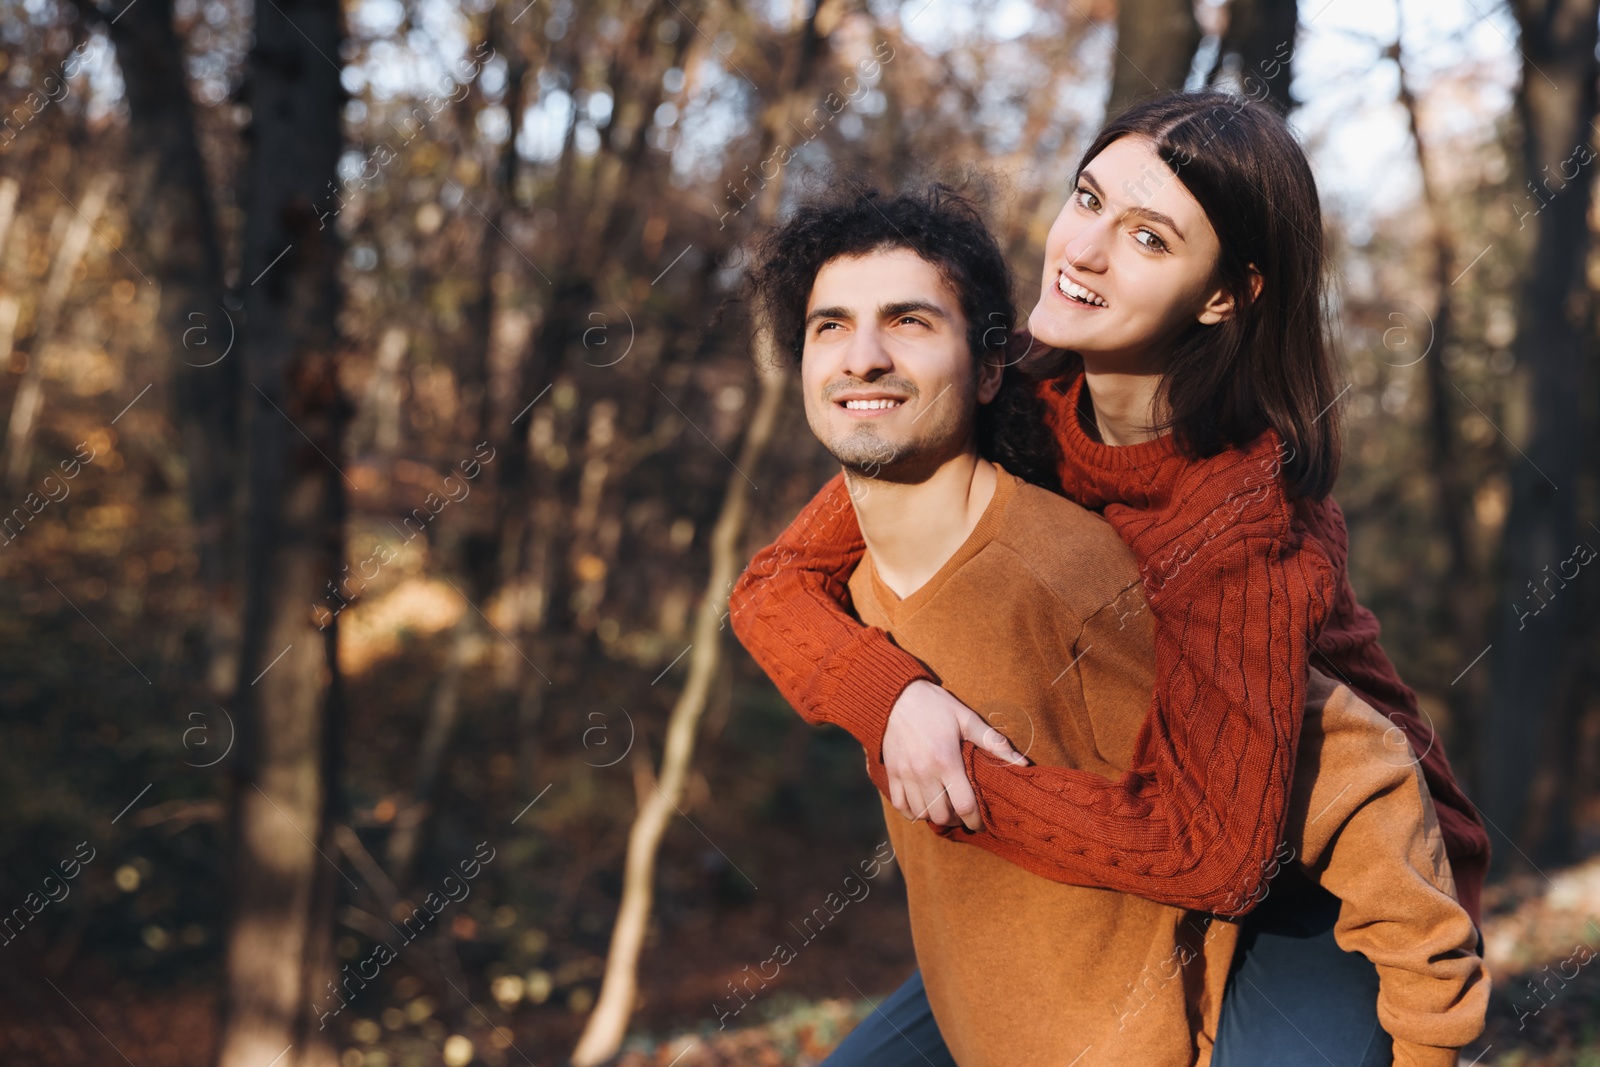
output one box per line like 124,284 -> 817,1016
1197,265 -> 1263,325
1197,286 -> 1236,325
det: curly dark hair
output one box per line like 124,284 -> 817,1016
748,182 -> 1062,492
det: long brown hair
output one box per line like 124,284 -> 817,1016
1076,91 -> 1343,499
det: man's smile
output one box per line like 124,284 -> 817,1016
831,390 -> 911,417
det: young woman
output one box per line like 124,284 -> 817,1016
729,91 -> 1490,1065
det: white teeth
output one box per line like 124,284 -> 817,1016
843,398 -> 902,410
1057,273 -> 1106,306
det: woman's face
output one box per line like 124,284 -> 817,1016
1027,135 -> 1238,374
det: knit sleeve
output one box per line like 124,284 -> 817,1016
936,529 -> 1337,916
727,472 -> 934,791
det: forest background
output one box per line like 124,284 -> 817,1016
1,0 -> 1598,1063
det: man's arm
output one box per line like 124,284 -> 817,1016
1288,669 -> 1488,1067
1305,494 -> 1490,924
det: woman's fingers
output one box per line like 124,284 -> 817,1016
889,776 -> 908,820
961,709 -> 1030,767
944,773 -> 983,832
915,785 -> 955,828
883,679 -> 1010,829
902,779 -> 930,822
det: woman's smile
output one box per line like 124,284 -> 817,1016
1053,270 -> 1108,308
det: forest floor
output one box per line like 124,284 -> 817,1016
4,842 -> 1597,1067
1,579 -> 1596,1067
607,852 -> 1600,1067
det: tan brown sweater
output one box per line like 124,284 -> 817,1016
848,466 -> 1486,1067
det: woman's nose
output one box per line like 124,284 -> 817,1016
1063,218 -> 1112,274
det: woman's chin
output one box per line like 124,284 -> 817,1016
1026,304 -> 1077,350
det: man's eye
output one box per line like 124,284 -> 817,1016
898,316 -> 926,327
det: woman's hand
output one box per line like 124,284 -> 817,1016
882,680 -> 1029,831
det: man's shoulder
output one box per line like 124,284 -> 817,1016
986,477 -> 1143,622
997,478 -> 1136,563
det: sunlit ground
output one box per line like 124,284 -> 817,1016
611,857 -> 1600,1067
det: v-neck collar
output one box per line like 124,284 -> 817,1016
861,466 -> 1021,624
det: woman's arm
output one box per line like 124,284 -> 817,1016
732,469 -> 1337,915
728,474 -> 1024,821
727,475 -> 911,761
935,531 -> 1338,916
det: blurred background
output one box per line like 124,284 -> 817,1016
0,0 -> 1597,1063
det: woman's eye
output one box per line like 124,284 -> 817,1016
1076,187 -> 1100,211
1134,229 -> 1169,252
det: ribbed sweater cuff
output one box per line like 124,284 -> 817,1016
813,630 -> 933,783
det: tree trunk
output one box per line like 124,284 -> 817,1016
570,345 -> 788,1067
0,177 -> 20,254
348,325 -> 407,455
1209,0 -> 1297,112
384,604 -> 480,885
214,0 -> 347,1065
382,13 -> 520,892
1108,0 -> 1202,116
497,274 -> 591,739
3,174 -> 113,487
462,7 -> 527,444
570,8 -> 821,1060
1391,33 -> 1484,792
1483,0 -> 1599,866
76,0 -> 240,697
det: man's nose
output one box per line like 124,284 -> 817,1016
840,324 -> 895,378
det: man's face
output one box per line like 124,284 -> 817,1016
800,248 -> 1000,482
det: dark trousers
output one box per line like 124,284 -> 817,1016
823,873 -> 1392,1067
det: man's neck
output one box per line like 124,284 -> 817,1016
845,452 -> 998,600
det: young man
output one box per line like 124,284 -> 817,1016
739,186 -> 1487,1067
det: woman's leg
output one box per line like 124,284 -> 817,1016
821,969 -> 959,1067
1211,870 -> 1391,1067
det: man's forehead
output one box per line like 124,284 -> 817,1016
806,248 -> 958,311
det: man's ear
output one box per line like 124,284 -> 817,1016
1197,265 -> 1263,326
977,353 -> 1005,404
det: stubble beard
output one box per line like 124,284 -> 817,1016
827,424 -> 964,486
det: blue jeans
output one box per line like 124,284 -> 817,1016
823,872 -> 1392,1067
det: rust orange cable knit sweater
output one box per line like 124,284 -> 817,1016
727,367 -> 1490,923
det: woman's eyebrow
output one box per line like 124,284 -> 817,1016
1080,168 -> 1187,242
1132,205 -> 1185,242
